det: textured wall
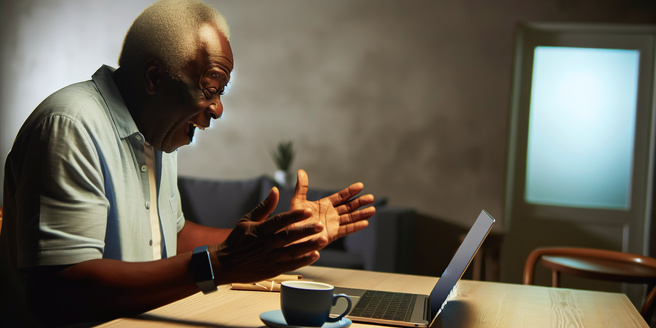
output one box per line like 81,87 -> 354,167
1,0 -> 654,231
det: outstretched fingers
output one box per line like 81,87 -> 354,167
244,187 -> 280,223
328,182 -> 365,207
276,235 -> 327,261
258,208 -> 313,236
271,220 -> 325,248
337,220 -> 370,239
274,237 -> 328,274
340,206 -> 376,225
335,194 -> 375,215
267,230 -> 328,276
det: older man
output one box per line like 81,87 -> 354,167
0,0 -> 375,326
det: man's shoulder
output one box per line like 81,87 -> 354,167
23,80 -> 116,134
37,81 -> 106,118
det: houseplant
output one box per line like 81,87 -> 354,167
271,141 -> 295,187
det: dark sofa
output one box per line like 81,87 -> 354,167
177,175 -> 417,273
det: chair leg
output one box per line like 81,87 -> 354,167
641,284 -> 656,323
551,270 -> 561,287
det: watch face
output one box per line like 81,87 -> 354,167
192,246 -> 215,283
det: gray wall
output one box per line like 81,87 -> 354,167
1,0 -> 654,234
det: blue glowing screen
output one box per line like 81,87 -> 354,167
525,46 -> 640,210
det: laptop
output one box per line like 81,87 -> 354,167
330,210 -> 495,327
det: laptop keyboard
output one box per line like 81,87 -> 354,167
349,291 -> 417,322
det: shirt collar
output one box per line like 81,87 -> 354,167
92,65 -> 141,139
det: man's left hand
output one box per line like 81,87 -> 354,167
289,169 -> 375,244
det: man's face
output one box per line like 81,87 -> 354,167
148,24 -> 234,153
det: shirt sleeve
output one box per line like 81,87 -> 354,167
32,114 -> 109,267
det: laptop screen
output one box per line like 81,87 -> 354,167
429,210 -> 495,318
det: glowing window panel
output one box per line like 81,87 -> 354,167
525,46 -> 640,210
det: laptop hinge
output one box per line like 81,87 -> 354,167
423,298 -> 431,321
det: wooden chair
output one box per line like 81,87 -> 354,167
524,247 -> 656,322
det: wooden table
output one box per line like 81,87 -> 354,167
96,266 -> 648,328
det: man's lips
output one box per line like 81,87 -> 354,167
185,122 -> 208,141
191,123 -> 206,131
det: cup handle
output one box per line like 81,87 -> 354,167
327,293 -> 352,322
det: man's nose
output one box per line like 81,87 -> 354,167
208,98 -> 223,119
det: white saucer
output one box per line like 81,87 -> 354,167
259,310 -> 352,328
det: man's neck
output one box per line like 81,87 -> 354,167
111,67 -> 139,116
111,67 -> 152,143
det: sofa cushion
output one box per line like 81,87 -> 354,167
178,176 -> 266,228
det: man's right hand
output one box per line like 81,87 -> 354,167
209,187 -> 327,285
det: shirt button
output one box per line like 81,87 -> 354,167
136,135 -> 142,141
141,165 -> 147,173
145,201 -> 150,209
149,240 -> 153,246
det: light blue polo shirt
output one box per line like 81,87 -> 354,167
2,65 -> 185,269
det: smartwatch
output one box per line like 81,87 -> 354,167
190,245 -> 218,294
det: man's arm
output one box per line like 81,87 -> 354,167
177,220 -> 231,254
23,188 -> 325,326
25,253 -> 203,326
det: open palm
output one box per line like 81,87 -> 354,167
289,170 -> 376,244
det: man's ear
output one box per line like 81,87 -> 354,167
144,58 -> 162,95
